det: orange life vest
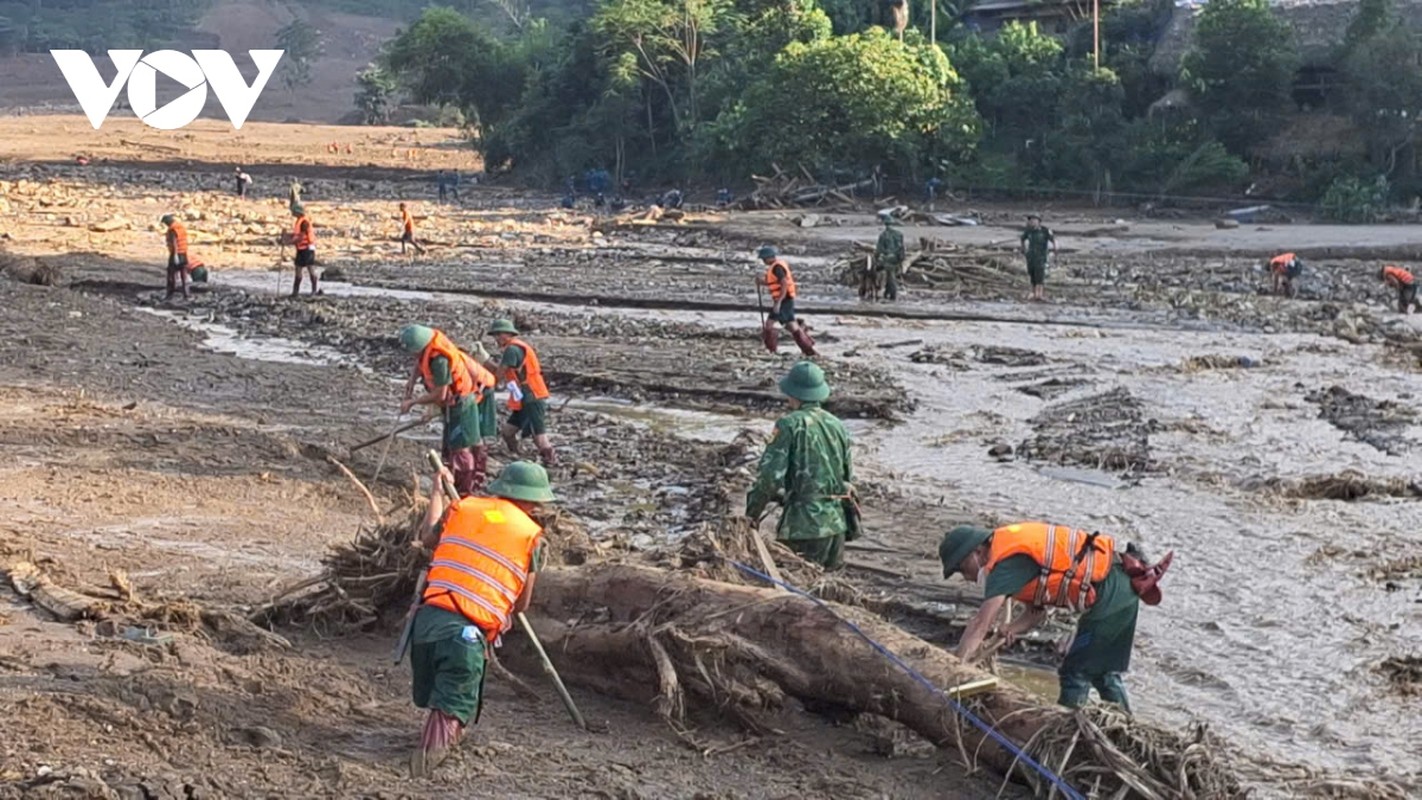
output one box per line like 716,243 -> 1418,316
986,522 -> 1116,612
466,352 -> 496,392
401,209 -> 414,233
764,259 -> 796,301
422,496 -> 542,638
293,215 -> 314,250
167,222 -> 188,256
1269,253 -> 1296,273
418,330 -> 475,404
1383,265 -> 1415,286
501,338 -> 550,410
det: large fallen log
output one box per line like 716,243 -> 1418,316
526,563 -> 1246,798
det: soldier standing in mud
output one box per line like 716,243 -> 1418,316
162,214 -> 191,302
1019,214 -> 1056,303
486,319 -> 558,467
874,210 -> 905,302
1380,265 -> 1418,314
400,325 -> 496,495
756,246 -> 818,356
939,522 -> 1171,712
406,460 -> 552,777
746,362 -> 857,570
287,204 -> 319,297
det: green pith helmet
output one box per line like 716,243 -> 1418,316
161,214 -> 175,225
487,318 -> 519,336
939,526 -> 991,578
757,245 -> 778,260
190,266 -> 209,283
779,360 -> 830,403
399,324 -> 434,353
291,203 -> 306,217
487,461 -> 555,503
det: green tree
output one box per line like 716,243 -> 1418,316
592,0 -> 732,135
1336,0 -> 1422,178
276,18 -> 323,92
383,7 -> 538,130
1179,0 -> 1297,154
354,63 -> 398,124
713,29 -> 980,175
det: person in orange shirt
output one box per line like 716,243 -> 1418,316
399,202 -> 427,257
287,204 -> 319,297
940,522 -> 1171,712
161,214 -> 190,301
755,245 -> 817,356
1267,252 -> 1303,298
1380,265 -> 1418,314
405,460 -> 552,777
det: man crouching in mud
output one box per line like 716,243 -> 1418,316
939,522 -> 1172,711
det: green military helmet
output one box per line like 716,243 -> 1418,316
190,266 -> 209,283
291,203 -> 306,217
487,460 -> 555,503
779,360 -> 830,403
398,324 -> 434,353
939,525 -> 991,578
487,318 -> 519,336
757,245 -> 778,260
161,214 -> 175,225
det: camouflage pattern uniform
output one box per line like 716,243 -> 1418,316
745,403 -> 854,568
874,223 -> 905,300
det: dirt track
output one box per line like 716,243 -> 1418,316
2,116 -> 1421,798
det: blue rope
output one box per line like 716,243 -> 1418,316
727,559 -> 1085,800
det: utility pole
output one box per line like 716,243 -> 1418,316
1093,0 -> 1101,69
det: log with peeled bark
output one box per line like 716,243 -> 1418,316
523,563 -> 1245,798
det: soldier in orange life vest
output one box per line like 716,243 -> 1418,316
287,203 -> 319,297
399,202 -> 427,257
486,319 -> 557,467
400,325 -> 496,495
755,246 -> 818,356
1380,265 -> 1418,314
407,460 -> 553,777
1268,252 -> 1303,298
161,214 -> 190,301
939,522 -> 1172,712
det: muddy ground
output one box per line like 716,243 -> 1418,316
2,118 -> 1421,798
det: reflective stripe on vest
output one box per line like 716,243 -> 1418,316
764,259 -> 796,301
1384,266 -> 1415,286
987,522 -> 1116,612
168,222 -> 189,256
293,215 -> 314,249
418,330 -> 475,404
422,496 -> 541,636
502,338 -> 549,410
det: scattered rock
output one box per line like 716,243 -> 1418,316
987,442 -> 1014,461
321,265 -> 347,282
1214,218 -> 1240,229
1376,655 -> 1422,696
973,345 -> 1047,367
89,216 -> 131,233
235,725 -> 283,749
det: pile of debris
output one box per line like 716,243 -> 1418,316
1305,385 -> 1416,456
834,242 -> 1018,295
736,165 -> 874,210
1016,387 -> 1156,475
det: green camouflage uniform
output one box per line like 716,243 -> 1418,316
874,226 -> 905,300
1020,226 -> 1054,287
745,403 -> 854,569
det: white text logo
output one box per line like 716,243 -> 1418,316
51,50 -> 284,130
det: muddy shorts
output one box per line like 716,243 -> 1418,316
167,254 -> 189,273
402,229 -> 415,243
768,297 -> 797,324
507,397 -> 548,437
1026,257 -> 1047,287
410,606 -> 488,726
294,248 -> 316,268
442,394 -> 482,451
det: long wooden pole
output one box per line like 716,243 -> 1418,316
1093,0 -> 1101,69
930,0 -> 936,44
